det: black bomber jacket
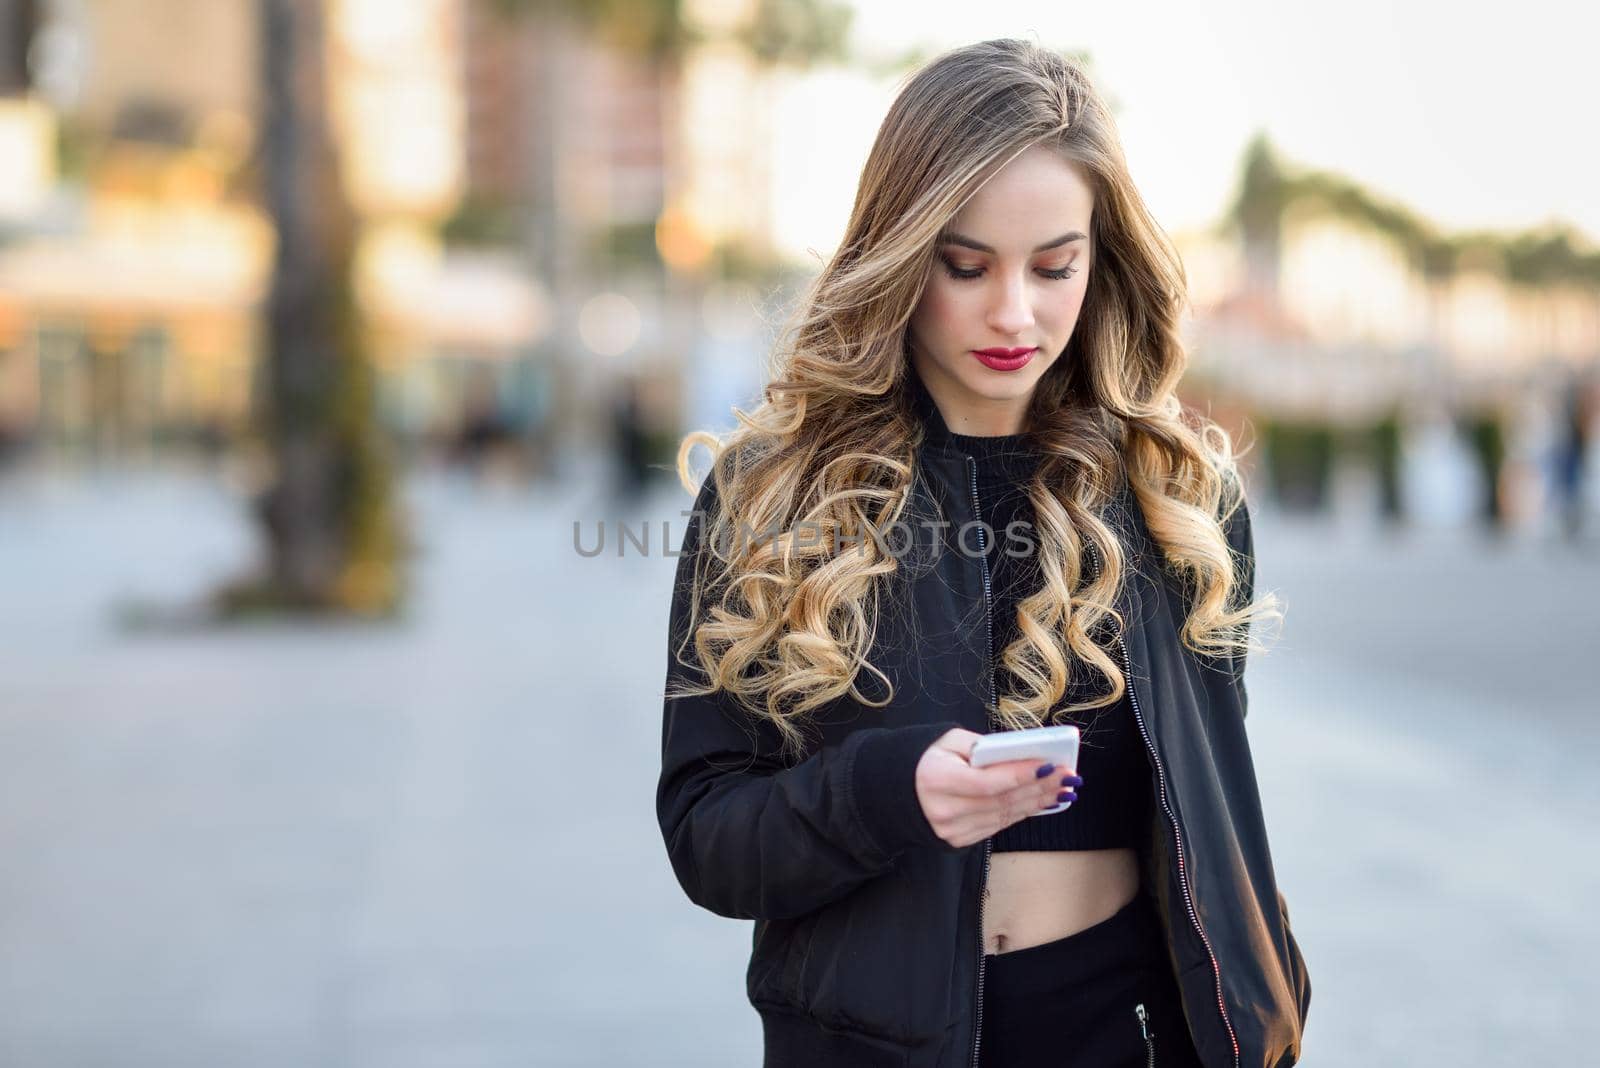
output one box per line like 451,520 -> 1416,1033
656,379 -> 1312,1067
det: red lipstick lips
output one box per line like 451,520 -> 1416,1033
971,347 -> 1037,372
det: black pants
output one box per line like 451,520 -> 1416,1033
978,893 -> 1206,1067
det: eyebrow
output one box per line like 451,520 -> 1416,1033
939,230 -> 1088,254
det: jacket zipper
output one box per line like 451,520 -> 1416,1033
1135,1002 -> 1154,1068
965,456 -> 995,1068
1088,538 -> 1241,1068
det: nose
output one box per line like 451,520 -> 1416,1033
986,269 -> 1035,337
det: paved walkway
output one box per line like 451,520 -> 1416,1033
0,462 -> 1595,1065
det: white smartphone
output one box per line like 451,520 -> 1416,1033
968,725 -> 1082,816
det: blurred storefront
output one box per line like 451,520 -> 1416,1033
0,0 -> 562,468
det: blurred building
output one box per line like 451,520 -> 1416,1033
458,1 -> 670,236
0,0 -> 790,468
455,0 -> 686,461
0,0 -> 556,464
0,0 -> 262,459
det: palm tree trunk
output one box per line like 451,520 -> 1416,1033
236,0 -> 401,615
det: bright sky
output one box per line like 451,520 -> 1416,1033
770,0 -> 1597,261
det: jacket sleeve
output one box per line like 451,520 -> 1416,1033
655,473 -> 965,921
1221,472 -> 1257,720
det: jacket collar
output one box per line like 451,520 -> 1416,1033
903,359 -> 1142,546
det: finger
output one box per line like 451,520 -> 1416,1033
992,769 -> 1071,810
934,729 -> 982,760
982,758 -> 1068,795
976,782 -> 1048,829
988,795 -> 1035,833
940,755 -> 1080,799
995,775 -> 1081,824
993,759 -> 1083,801
934,761 -> 1022,799
1015,779 -> 1078,820
954,777 -> 1077,838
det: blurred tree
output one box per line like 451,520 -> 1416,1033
218,0 -> 404,618
1227,134 -> 1288,300
492,0 -> 852,64
1223,133 -> 1600,289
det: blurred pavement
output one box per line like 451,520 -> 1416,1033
0,463 -> 1596,1066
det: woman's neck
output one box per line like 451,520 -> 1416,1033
909,354 -> 1032,437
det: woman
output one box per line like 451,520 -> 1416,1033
656,38 -> 1311,1068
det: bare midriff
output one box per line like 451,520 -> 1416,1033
981,848 -> 1140,956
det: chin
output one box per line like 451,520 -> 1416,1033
961,377 -> 1033,402
959,362 -> 1050,397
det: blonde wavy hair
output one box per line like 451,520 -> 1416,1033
671,38 -> 1281,760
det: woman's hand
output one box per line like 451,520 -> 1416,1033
914,728 -> 1082,850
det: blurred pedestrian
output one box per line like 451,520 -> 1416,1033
452,372 -> 513,475
1554,370 -> 1595,542
1461,403 -> 1508,536
610,373 -> 651,503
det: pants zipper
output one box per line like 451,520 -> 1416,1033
965,456 -> 995,1068
1088,538 -> 1241,1068
1135,1002 -> 1155,1068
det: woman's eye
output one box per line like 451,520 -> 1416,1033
939,256 -> 1079,282
940,260 -> 984,280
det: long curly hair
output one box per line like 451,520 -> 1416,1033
671,38 -> 1281,760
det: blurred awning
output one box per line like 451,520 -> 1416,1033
0,205 -> 268,317
364,248 -> 552,353
0,207 -> 551,358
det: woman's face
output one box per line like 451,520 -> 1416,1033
908,145 -> 1095,436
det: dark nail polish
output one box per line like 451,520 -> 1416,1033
1056,790 -> 1076,803
1035,763 -> 1056,778
1060,775 -> 1082,787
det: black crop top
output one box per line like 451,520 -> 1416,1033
943,428 -> 1154,854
